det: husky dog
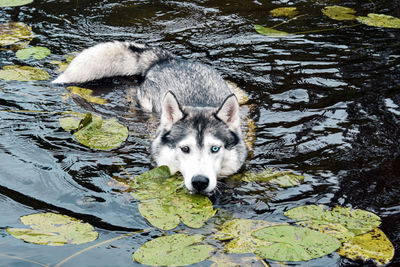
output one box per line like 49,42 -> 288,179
53,41 -> 247,194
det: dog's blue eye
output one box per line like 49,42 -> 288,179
180,146 -> 190,153
211,146 -> 220,153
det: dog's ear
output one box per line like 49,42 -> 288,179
161,91 -> 184,129
216,94 -> 240,130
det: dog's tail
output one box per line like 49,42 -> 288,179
52,41 -> 174,84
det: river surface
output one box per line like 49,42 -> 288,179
1,0 -> 400,266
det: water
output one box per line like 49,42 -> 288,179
1,0 -> 400,266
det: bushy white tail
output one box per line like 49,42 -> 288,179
52,41 -> 173,84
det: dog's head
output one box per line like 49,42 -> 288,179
151,91 -> 247,194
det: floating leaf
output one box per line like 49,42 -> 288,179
215,219 -> 285,254
270,7 -> 299,18
284,205 -> 381,236
210,253 -> 264,267
133,234 -> 215,266
130,167 -> 216,230
338,228 -> 394,265
6,212 -> 98,246
255,25 -> 289,36
0,22 -> 33,48
59,111 -> 128,150
357,13 -> 400,28
252,225 -> 341,262
240,168 -> 305,188
65,86 -> 107,105
50,53 -> 76,72
0,65 -> 49,81
16,46 -> 51,60
322,6 -> 357,21
226,80 -> 248,105
0,0 -> 33,7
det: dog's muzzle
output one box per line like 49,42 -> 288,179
191,175 -> 209,193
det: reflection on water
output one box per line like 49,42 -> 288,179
1,0 -> 400,266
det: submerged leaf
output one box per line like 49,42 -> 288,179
285,205 -> 381,236
254,25 -> 289,36
270,7 -> 299,18
240,168 -> 305,188
0,65 -> 49,81
133,234 -> 215,266
131,167 -> 216,230
338,228 -> 394,265
252,225 -> 341,262
59,111 -> 128,150
16,46 -> 51,60
6,212 -> 98,246
65,86 -> 108,105
215,219 -> 285,254
357,13 -> 400,28
210,253 -> 264,267
50,53 -> 76,72
322,6 -> 357,21
0,22 -> 33,48
0,0 -> 33,7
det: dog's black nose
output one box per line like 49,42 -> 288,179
191,175 -> 209,192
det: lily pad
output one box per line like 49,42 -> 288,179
255,25 -> 289,36
210,253 -> 264,267
322,6 -> 357,21
240,168 -> 305,188
0,0 -> 33,7
215,219 -> 285,254
65,86 -> 107,105
284,205 -> 381,236
6,212 -> 98,246
59,111 -> 128,150
338,228 -> 394,265
50,53 -> 76,72
0,65 -> 49,81
270,7 -> 299,18
16,46 -> 51,60
133,233 -> 215,266
130,167 -> 216,230
0,22 -> 33,48
357,13 -> 400,28
252,225 -> 341,262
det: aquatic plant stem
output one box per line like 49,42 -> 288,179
54,228 -> 152,267
0,253 -> 50,267
292,23 -> 361,35
270,14 -> 306,29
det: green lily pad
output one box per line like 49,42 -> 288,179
0,22 -> 33,48
0,65 -> 49,81
255,25 -> 289,36
16,46 -> 51,60
270,7 -> 299,18
322,6 -> 357,21
0,0 -> 33,7
357,13 -> 400,28
6,212 -> 98,246
64,86 -> 107,105
252,225 -> 341,262
284,205 -> 381,236
240,168 -> 305,188
133,234 -> 215,266
130,167 -> 216,230
338,228 -> 394,265
215,219 -> 285,254
59,111 -> 128,150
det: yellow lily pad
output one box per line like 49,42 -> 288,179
0,65 -> 49,81
65,86 -> 107,105
357,13 -> 400,28
322,6 -> 357,21
238,168 -> 305,188
338,228 -> 394,265
133,234 -> 215,266
50,53 -> 76,72
6,212 -> 98,246
270,7 -> 299,18
0,22 -> 33,48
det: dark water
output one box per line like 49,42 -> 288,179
1,0 -> 400,266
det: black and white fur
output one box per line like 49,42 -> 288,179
53,41 -> 247,194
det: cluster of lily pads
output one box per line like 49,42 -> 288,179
256,5 -> 400,36
6,165 -> 394,266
